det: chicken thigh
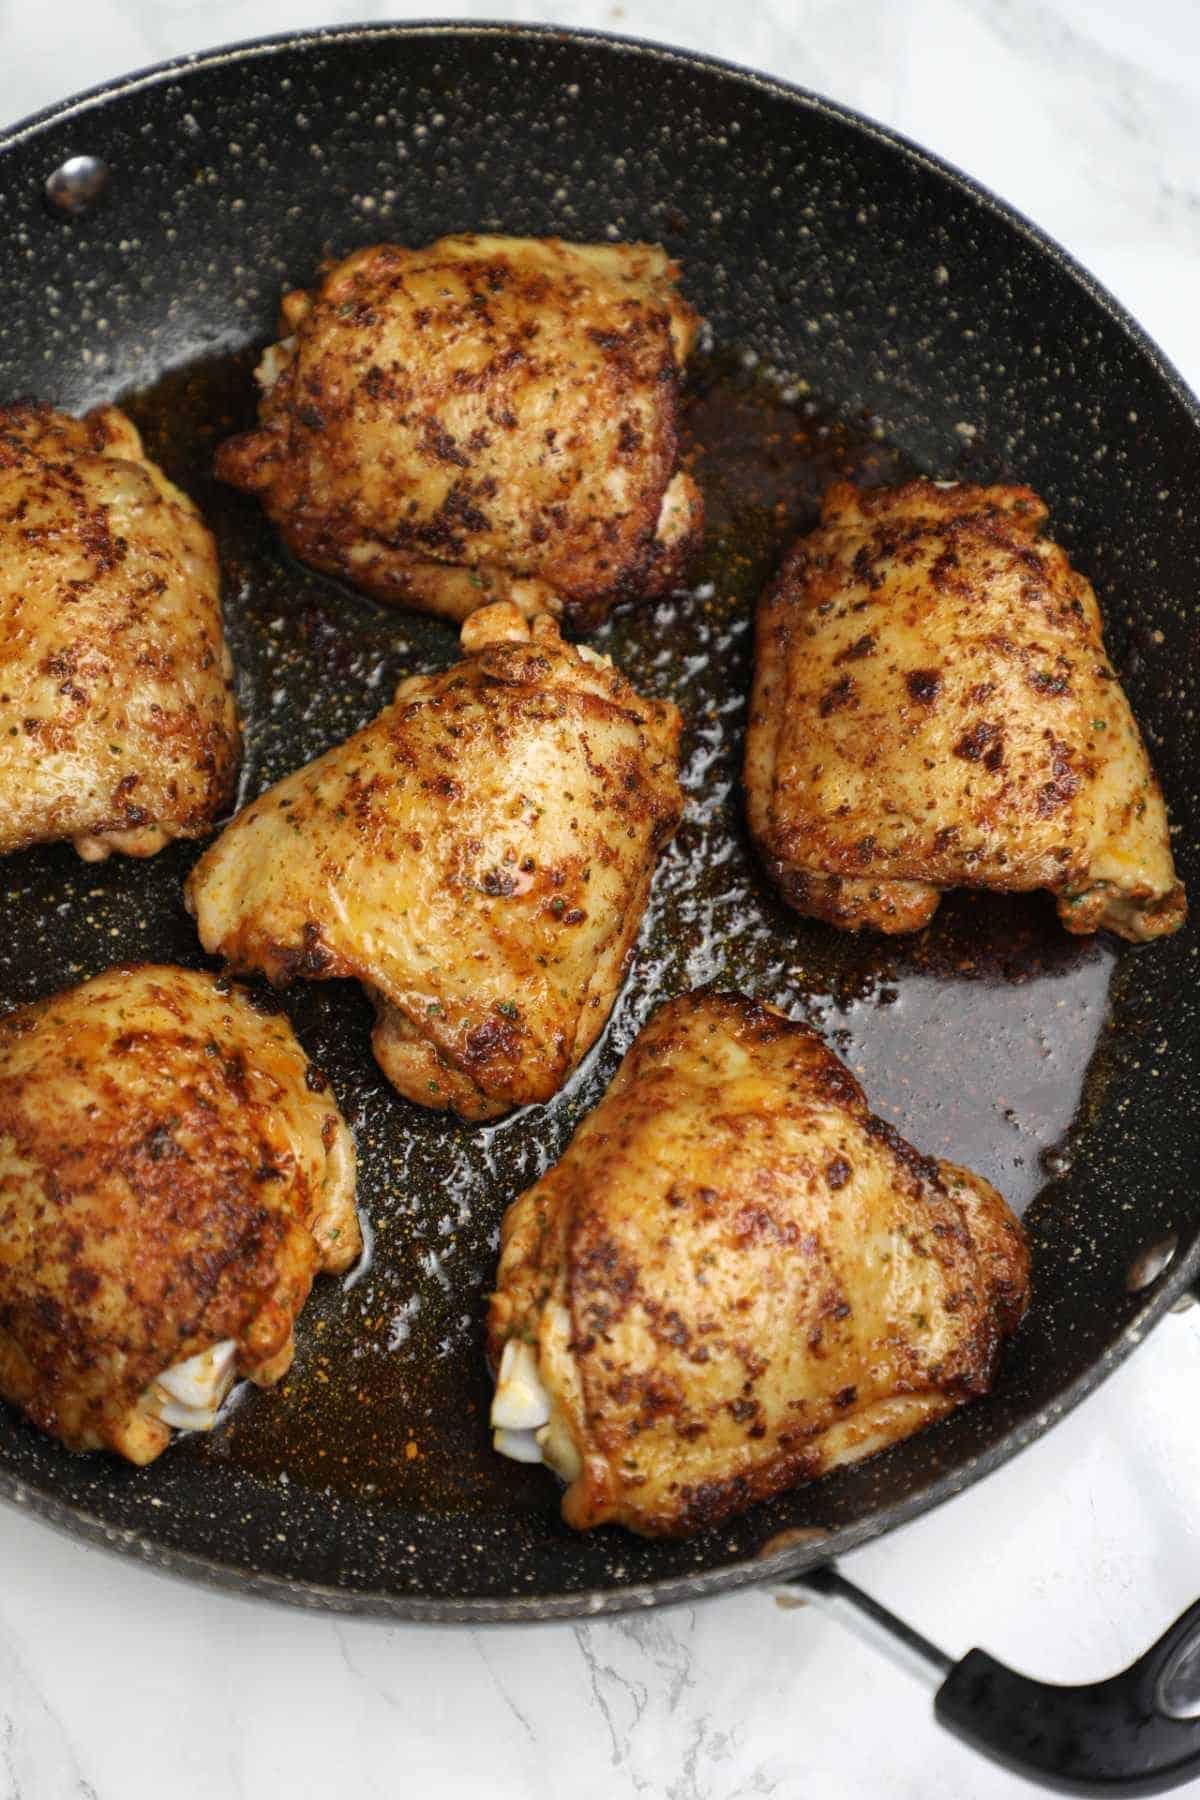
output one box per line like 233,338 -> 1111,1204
488,990 -> 1029,1537
0,404 -> 240,861
186,602 -> 683,1120
216,234 -> 703,630
745,480 -> 1186,938
0,964 -> 358,1464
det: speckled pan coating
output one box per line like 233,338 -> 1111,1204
0,24 -> 1196,1621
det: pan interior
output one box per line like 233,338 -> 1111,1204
0,26 -> 1196,1614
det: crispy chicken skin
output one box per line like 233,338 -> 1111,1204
0,965 -> 359,1464
488,991 -> 1029,1538
215,234 -> 703,631
745,480 -> 1186,939
0,404 -> 240,862
186,602 -> 683,1121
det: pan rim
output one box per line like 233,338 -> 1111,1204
3,15 -> 1198,430
0,1257 -> 1196,1624
0,17 -> 1197,1623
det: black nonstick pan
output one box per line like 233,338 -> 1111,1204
1,23 -> 1199,1794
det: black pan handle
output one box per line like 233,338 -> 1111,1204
776,1566 -> 1200,1795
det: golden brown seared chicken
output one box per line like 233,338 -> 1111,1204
0,404 -> 240,861
186,602 -> 683,1120
216,234 -> 703,631
488,990 -> 1029,1538
745,480 -> 1186,940
0,964 -> 359,1464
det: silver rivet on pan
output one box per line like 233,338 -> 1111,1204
44,155 -> 111,215
1126,1232 -> 1178,1293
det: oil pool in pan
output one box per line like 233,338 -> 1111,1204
0,341 -> 1118,1517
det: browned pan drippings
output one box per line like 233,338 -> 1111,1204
52,344 -> 1115,1515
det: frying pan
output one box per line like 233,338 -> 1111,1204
1,22 -> 1199,1793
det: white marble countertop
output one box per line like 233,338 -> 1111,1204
2,3 -> 1199,1797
